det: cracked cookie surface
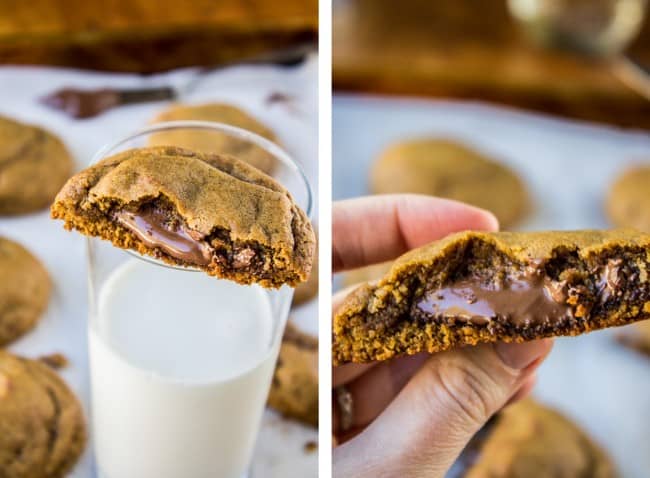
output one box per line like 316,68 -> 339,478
51,146 -> 314,287
0,350 -> 86,478
149,103 -> 280,174
0,115 -> 73,215
0,237 -> 51,346
334,229 -> 650,364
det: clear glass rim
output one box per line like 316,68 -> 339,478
88,120 -> 313,273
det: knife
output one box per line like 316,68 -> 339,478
40,42 -> 315,119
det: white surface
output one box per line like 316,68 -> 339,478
333,94 -> 650,477
91,260 -> 277,478
0,59 -> 318,478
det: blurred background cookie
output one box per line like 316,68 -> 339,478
293,235 -> 318,306
149,103 -> 280,174
370,139 -> 529,229
0,237 -> 51,346
450,399 -> 616,477
606,164 -> 650,231
0,350 -> 86,478
268,322 -> 318,427
619,321 -> 650,356
0,116 -> 73,215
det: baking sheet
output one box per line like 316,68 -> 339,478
0,59 -> 318,478
333,94 -> 650,477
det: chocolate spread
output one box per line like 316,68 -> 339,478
115,208 -> 212,266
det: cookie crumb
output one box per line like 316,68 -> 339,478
39,352 -> 69,369
303,440 -> 318,453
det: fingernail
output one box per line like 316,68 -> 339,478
494,340 -> 552,370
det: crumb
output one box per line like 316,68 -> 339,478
304,440 -> 318,453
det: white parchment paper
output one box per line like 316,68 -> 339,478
333,94 -> 650,477
0,58 -> 318,478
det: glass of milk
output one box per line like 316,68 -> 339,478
86,122 -> 313,478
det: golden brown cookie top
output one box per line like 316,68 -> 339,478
0,115 -> 73,215
370,139 -> 529,228
460,400 -> 616,478
0,237 -> 51,345
52,146 -> 314,287
149,103 -> 279,174
0,350 -> 86,478
606,164 -> 650,231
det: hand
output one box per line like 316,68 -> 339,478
332,195 -> 553,478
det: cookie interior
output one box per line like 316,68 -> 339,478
334,233 -> 650,364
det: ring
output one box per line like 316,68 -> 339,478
335,384 -> 354,432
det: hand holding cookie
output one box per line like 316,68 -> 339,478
332,195 -> 553,477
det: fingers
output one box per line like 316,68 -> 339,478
333,195 -> 499,272
333,339 -> 553,478
332,354 -> 429,434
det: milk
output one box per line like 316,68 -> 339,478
89,259 -> 280,478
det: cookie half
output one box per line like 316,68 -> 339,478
0,237 -> 51,345
0,115 -> 73,215
0,350 -> 86,478
149,103 -> 279,174
451,399 -> 616,477
370,139 -> 529,228
606,164 -> 650,232
334,229 -> 650,364
268,322 -> 318,426
51,146 -> 314,288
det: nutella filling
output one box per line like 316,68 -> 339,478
116,207 -> 213,266
416,263 -> 572,327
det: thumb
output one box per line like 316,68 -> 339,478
333,340 -> 553,478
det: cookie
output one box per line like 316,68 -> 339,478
149,103 -> 279,174
0,115 -> 73,215
341,261 -> 392,289
0,350 -> 86,478
606,164 -> 650,231
450,399 -> 616,477
268,322 -> 318,426
333,229 -> 650,364
370,139 -> 528,228
293,236 -> 318,306
0,237 -> 51,345
51,146 -> 315,288
618,320 -> 650,356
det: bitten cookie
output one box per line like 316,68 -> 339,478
334,229 -> 650,364
450,399 -> 616,477
606,164 -> 650,231
149,103 -> 279,174
268,322 -> 318,426
51,146 -> 315,288
0,237 -> 51,345
0,115 -> 73,215
370,139 -> 529,228
0,350 -> 87,478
